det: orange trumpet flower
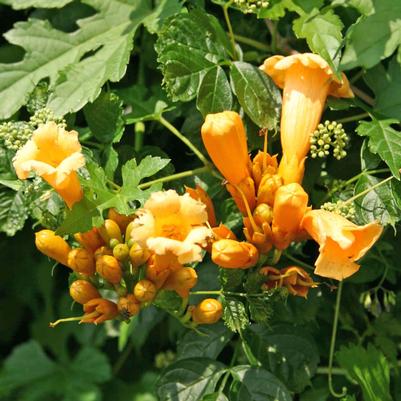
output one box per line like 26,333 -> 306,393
301,210 -> 383,280
260,53 -> 353,184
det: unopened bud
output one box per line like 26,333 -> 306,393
129,242 -> 150,267
74,228 -> 104,252
212,239 -> 259,269
253,203 -> 273,225
94,246 -> 113,259
68,248 -> 95,275
108,208 -> 134,232
70,280 -> 100,304
35,229 -> 71,266
163,267 -> 198,298
96,255 -> 122,284
134,279 -> 157,302
98,219 -> 123,244
191,299 -> 222,324
113,243 -> 130,262
118,294 -> 140,319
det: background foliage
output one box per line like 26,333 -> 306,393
1,0 -> 401,400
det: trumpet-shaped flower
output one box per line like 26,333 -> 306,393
131,190 -> 211,265
13,122 -> 85,208
260,53 -> 353,184
201,111 -> 251,185
301,210 -> 383,280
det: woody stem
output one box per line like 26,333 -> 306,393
158,116 -> 210,167
328,281 -> 347,398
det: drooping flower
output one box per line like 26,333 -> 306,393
301,210 -> 383,280
260,53 -> 353,184
130,190 -> 211,265
13,122 -> 85,208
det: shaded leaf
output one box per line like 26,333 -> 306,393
222,297 -> 249,333
157,358 -> 226,401
337,344 -> 392,401
357,119 -> 401,178
230,61 -> 281,129
229,365 -> 292,401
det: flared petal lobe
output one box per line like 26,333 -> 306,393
301,210 -> 382,280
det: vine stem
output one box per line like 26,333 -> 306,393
328,281 -> 347,398
233,33 -> 270,51
351,85 -> 374,106
223,1 -> 237,59
158,116 -> 210,167
336,112 -> 369,124
283,253 -> 314,271
343,176 -> 393,205
138,166 -> 210,189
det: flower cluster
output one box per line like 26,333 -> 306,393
37,195 -> 222,327
233,0 -> 269,13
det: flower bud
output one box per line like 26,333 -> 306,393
113,243 -> 130,262
192,299 -> 222,324
163,267 -> 198,298
74,228 -> 104,253
201,111 -> 250,185
81,298 -> 118,324
185,185 -> 217,227
68,248 -> 95,275
146,255 -> 171,288
108,208 -> 134,232
96,255 -> 122,284
134,279 -> 157,302
69,280 -> 100,304
257,173 -> 283,206
118,294 -> 140,319
212,239 -> 259,269
98,219 -> 123,245
35,229 -> 71,266
253,203 -> 273,226
252,151 -> 278,187
94,246 -> 113,259
272,183 -> 308,234
129,242 -> 150,267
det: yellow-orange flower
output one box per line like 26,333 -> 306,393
13,122 -> 85,208
185,185 -> 217,227
35,229 -> 71,266
301,210 -> 383,280
260,53 -> 353,184
81,298 -> 119,324
131,190 -> 211,265
201,111 -> 250,185
212,239 -> 259,269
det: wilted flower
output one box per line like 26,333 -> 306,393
301,209 -> 383,280
131,190 -> 211,265
13,122 -> 85,208
81,298 -> 119,324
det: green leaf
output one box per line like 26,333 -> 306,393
293,9 -> 343,72
197,66 -> 233,117
219,269 -> 245,292
201,393 -> 229,401
2,0 -> 73,8
257,0 -> 295,20
70,347 -> 112,383
0,0 -> 151,118
229,365 -> 292,401
0,340 -> 56,394
365,57 -> 401,120
58,156 -> 169,234
331,0 -> 374,15
337,344 -> 392,401
155,8 -> 231,102
354,174 -> 401,227
356,119 -> 401,178
83,91 -> 124,143
341,0 -> 401,69
222,297 -> 249,333
143,0 -> 184,34
0,186 -> 29,236
245,324 -> 319,392
230,61 -> 281,129
153,290 -> 183,314
157,358 -> 226,401
176,322 -> 233,361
